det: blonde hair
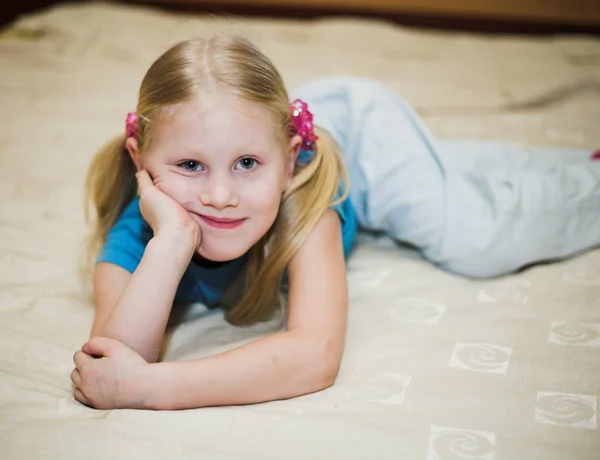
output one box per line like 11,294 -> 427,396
83,36 -> 348,325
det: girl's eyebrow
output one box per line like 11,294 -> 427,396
166,148 -> 269,163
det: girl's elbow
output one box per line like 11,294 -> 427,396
309,347 -> 342,391
316,368 -> 338,391
89,331 -> 159,364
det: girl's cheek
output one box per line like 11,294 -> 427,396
151,172 -> 177,194
161,176 -> 196,206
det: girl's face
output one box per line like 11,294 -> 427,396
131,96 -> 300,262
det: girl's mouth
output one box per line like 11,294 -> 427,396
198,214 -> 246,229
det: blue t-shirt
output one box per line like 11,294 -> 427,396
97,195 -> 357,307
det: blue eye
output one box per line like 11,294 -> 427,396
235,157 -> 258,171
179,160 -> 203,172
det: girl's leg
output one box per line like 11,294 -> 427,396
291,77 -> 600,278
436,140 -> 594,174
436,140 -> 600,277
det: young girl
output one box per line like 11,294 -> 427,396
71,36 -> 600,410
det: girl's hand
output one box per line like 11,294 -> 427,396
71,337 -> 150,410
136,169 -> 201,251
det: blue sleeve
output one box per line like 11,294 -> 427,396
96,197 -> 153,273
332,193 -> 358,259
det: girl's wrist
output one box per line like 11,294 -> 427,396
158,224 -> 199,251
147,232 -> 195,268
136,362 -> 161,410
139,362 -> 177,410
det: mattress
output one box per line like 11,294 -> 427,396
1,2 -> 599,459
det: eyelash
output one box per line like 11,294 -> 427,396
234,157 -> 259,171
179,160 -> 204,172
177,157 -> 259,172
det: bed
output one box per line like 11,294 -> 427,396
1,2 -> 599,459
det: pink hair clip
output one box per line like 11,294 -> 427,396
125,112 -> 138,139
290,99 -> 318,152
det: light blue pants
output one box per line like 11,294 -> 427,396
291,77 -> 600,278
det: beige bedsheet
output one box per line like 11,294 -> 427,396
1,2 -> 599,459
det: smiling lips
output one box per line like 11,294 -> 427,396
199,214 -> 246,229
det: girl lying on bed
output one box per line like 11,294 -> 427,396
71,36 -> 600,410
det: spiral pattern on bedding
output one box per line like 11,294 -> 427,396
536,393 -> 596,426
431,430 -> 494,459
390,296 -> 446,324
551,323 -> 599,345
455,344 -> 511,372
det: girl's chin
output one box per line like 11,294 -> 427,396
194,245 -> 248,264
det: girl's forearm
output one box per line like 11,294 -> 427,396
141,330 -> 342,410
96,235 -> 192,362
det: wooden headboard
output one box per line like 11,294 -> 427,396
4,0 -> 600,33
128,0 -> 600,26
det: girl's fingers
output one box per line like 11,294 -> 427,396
71,368 -> 93,408
73,387 -> 92,408
73,349 -> 93,369
135,169 -> 153,190
70,368 -> 82,387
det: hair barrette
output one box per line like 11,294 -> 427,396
125,112 -> 138,139
290,99 -> 318,163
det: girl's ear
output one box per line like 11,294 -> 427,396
285,135 -> 303,187
125,137 -> 143,172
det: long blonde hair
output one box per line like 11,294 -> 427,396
84,36 -> 348,325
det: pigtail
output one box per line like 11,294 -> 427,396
81,134 -> 137,278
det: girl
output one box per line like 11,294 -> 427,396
71,36 -> 600,410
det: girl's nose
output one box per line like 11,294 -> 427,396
199,175 -> 239,209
